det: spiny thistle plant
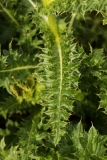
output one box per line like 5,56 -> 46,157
0,0 -> 107,159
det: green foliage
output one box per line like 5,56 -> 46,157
0,0 -> 107,159
58,122 -> 107,159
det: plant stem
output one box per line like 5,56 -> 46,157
0,65 -> 37,73
67,13 -> 76,33
0,2 -> 19,26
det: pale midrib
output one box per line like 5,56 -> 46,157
57,41 -> 62,109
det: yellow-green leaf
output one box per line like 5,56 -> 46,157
42,0 -> 55,6
48,14 -> 59,40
